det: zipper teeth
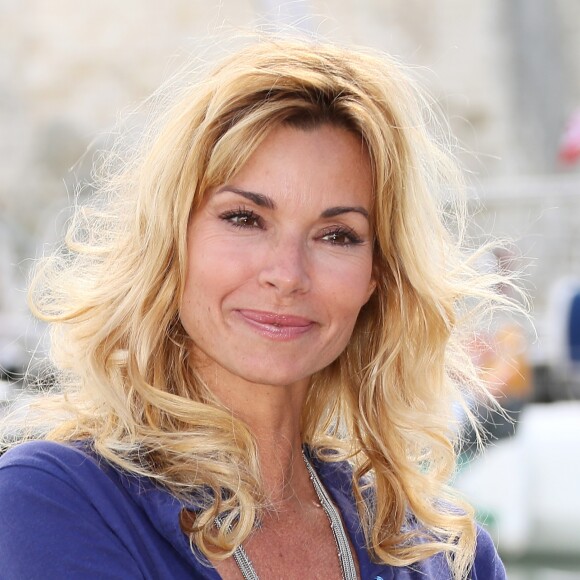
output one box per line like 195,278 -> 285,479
214,516 -> 259,579
302,451 -> 358,579
232,544 -> 259,580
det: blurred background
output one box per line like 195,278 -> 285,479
1,1 -> 579,577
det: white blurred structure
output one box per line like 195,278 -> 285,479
0,225 -> 28,373
455,402 -> 580,557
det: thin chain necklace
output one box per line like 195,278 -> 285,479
216,451 -> 358,580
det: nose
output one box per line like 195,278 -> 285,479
257,235 -> 311,296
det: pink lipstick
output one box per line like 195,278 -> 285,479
236,309 -> 315,341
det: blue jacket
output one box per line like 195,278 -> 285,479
0,441 -> 505,579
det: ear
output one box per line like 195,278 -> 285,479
365,275 -> 377,303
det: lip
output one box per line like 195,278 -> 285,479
236,309 -> 315,341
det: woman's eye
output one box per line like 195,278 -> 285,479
320,228 -> 363,246
220,209 -> 263,229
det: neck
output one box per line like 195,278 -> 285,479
198,363 -> 313,506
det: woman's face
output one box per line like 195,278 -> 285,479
181,123 -> 375,389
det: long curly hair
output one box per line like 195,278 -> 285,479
10,36 -> 510,579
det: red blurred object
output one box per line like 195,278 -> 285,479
559,110 -> 580,164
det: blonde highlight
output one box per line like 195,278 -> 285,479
6,37 -> 516,579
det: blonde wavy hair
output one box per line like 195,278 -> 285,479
11,37 -> 508,579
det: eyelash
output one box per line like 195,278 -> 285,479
218,207 -> 364,247
219,207 -> 264,229
318,226 -> 363,246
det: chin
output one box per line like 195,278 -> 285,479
237,366 -> 312,388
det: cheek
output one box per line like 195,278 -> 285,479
182,237 -> 257,312
320,273 -> 373,361
321,259 -> 375,318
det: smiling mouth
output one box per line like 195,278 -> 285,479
236,309 -> 315,340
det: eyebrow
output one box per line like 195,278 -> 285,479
215,186 -> 276,209
320,206 -> 369,219
215,186 -> 370,220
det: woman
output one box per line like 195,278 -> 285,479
0,38 -> 507,579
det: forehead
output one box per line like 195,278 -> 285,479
223,124 -> 373,211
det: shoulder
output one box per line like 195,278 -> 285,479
387,523 -> 506,579
0,439 -> 100,487
470,524 -> 506,579
312,457 -> 506,580
1,438 -> 100,472
0,439 -> 120,498
0,439 -> 166,526
0,438 -> 129,530
0,440 -> 148,578
0,440 -> 208,579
